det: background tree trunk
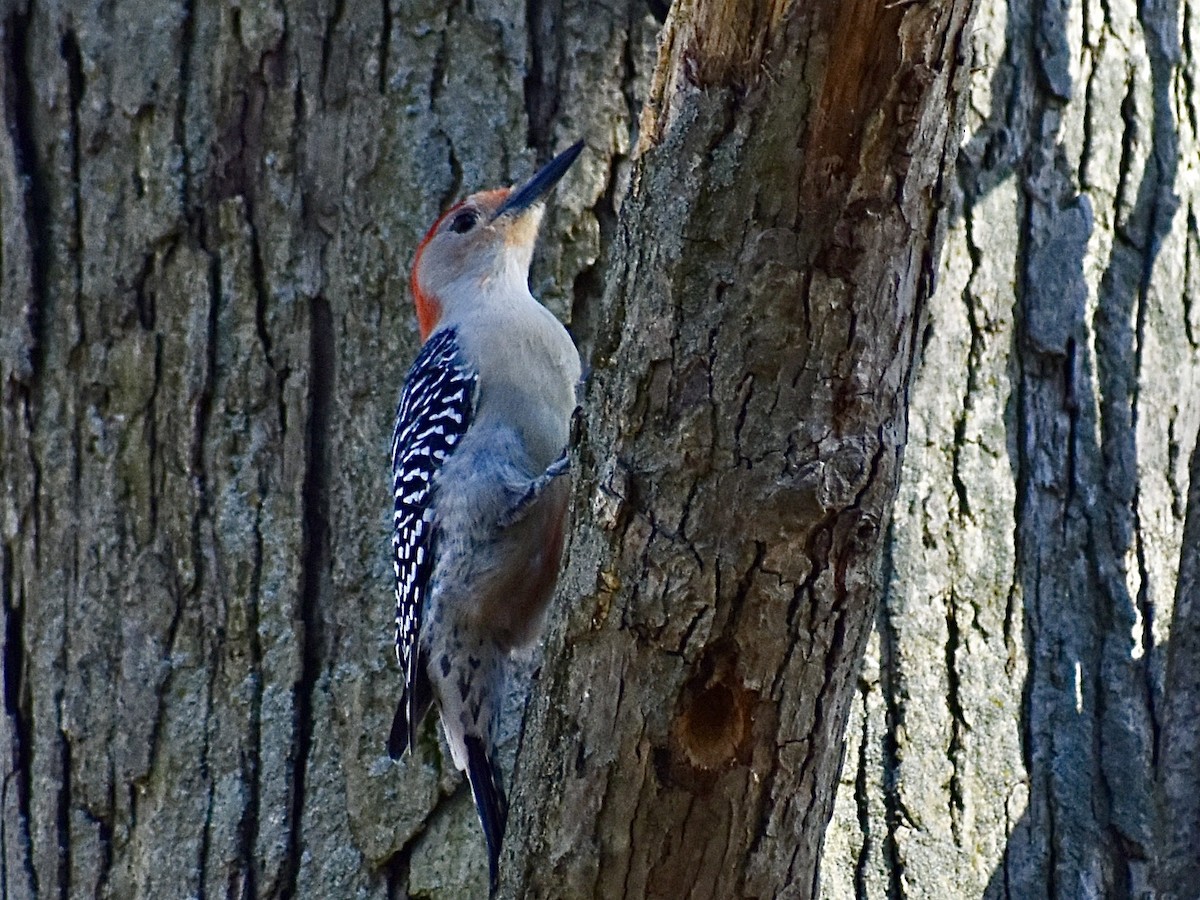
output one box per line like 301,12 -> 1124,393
0,0 -> 660,895
1,2 -> 1195,900
822,0 -> 1200,898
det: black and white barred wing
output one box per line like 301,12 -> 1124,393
389,327 -> 476,758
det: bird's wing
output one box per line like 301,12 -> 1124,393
389,327 -> 476,758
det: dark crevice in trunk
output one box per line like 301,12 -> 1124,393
440,139 -> 463,216
646,0 -> 671,24
80,802 -> 113,898
319,0 -> 347,99
2,545 -> 38,898
176,0 -> 197,229
247,218 -> 277,374
428,0 -> 455,114
55,733 -> 70,900
191,249 -> 220,519
382,842 -> 416,900
146,334 -> 163,535
570,136 -> 626,371
20,397 -> 43,565
427,7 -> 461,216
238,499 -> 267,898
954,200 -> 987,521
723,541 -> 764,639
281,293 -> 333,900
60,29 -> 84,320
199,569 -> 229,900
522,0 -> 561,156
522,0 -> 545,151
852,683 -> 872,900
378,0 -> 391,95
192,246 -> 222,900
944,590 -> 966,846
1063,337 -> 1079,519
3,8 -> 49,382
950,412 -> 972,519
1183,210 -> 1198,351
1012,126 -> 1061,898
133,251 -> 158,332
1113,77 -> 1139,243
135,524 -> 192,842
197,717 -> 216,900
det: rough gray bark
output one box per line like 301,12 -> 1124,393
824,0 -> 1200,897
0,0 -> 656,896
507,2 -> 976,898
1157,430 -> 1200,900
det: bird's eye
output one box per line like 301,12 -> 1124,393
449,210 -> 479,234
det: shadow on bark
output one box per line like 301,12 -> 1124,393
949,0 -> 1188,895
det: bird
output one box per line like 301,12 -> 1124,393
387,141 -> 584,893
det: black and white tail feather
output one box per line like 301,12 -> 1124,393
466,736 -> 508,894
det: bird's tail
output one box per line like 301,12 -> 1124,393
464,734 -> 509,895
387,654 -> 433,760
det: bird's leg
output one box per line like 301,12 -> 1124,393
497,452 -> 569,528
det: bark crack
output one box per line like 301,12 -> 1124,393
2,544 -> 38,897
616,724 -> 649,900
191,248 -> 222,900
280,293 -> 333,899
247,218 -> 278,376
2,7 -> 48,382
319,0 -> 347,99
428,2 -> 456,117
378,0 -> 391,95
1182,4 -> 1198,138
878,526 -> 908,900
1184,210 -> 1198,349
522,0 -> 553,153
176,0 -> 196,228
55,730 -> 70,899
944,588 -> 966,846
237,497 -> 267,897
852,683 -> 872,900
61,30 -> 84,350
197,706 -> 216,900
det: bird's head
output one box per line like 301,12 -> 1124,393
410,141 -> 584,341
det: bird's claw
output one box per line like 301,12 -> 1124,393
497,451 -> 570,528
544,452 -> 569,479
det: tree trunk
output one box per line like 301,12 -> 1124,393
0,0 -> 659,895
508,2 -> 975,898
1157,430 -> 1200,900
7,1 -> 1194,900
822,0 -> 1200,897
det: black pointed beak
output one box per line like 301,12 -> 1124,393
493,141 -> 584,220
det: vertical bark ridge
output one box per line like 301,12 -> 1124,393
825,0 -> 1200,895
511,2 -> 976,897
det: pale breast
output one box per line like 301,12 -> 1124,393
457,301 -> 580,472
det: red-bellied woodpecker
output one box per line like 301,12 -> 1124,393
388,141 -> 584,891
